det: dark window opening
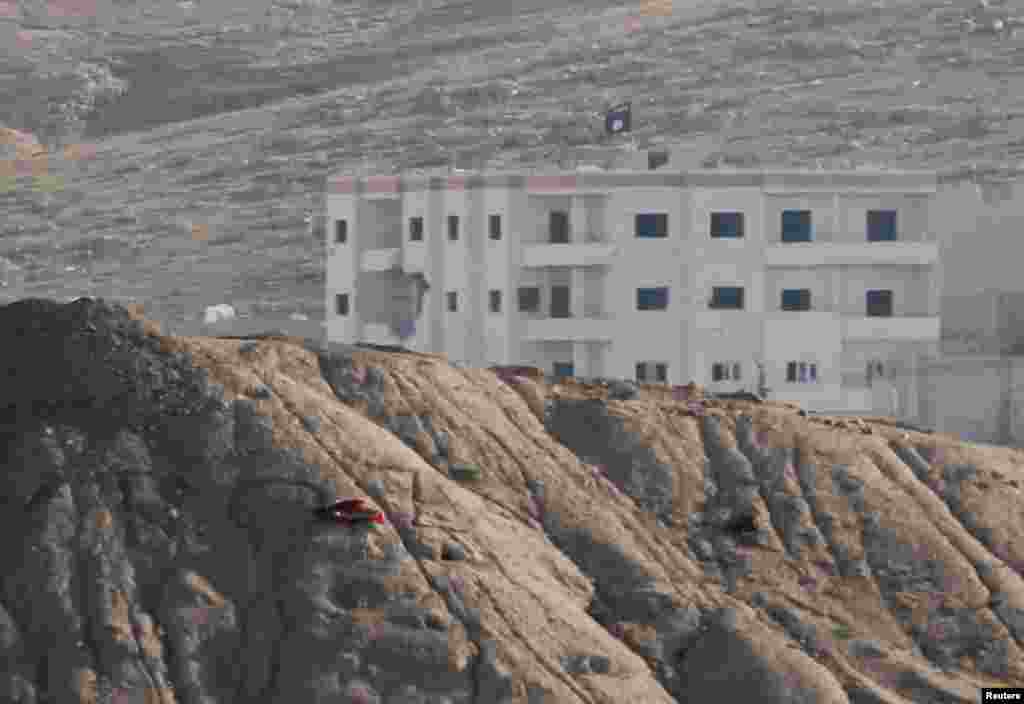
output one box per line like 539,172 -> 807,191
781,288 -> 812,311
335,293 -> 349,316
636,213 -> 669,238
648,150 -> 669,170
710,212 -> 744,239
550,285 -> 571,318
553,362 -> 575,378
786,362 -> 797,382
781,210 -> 812,242
518,287 -> 541,313
489,290 -> 502,313
866,290 -> 893,317
637,287 -> 670,311
655,363 -> 668,383
446,291 -> 458,312
409,216 -> 423,241
867,210 -> 898,242
710,287 -> 744,310
334,219 -> 347,243
447,215 -> 459,241
549,211 -> 569,243
489,214 -> 502,240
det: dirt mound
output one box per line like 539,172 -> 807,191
1,297 -> 1021,704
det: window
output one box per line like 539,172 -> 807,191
553,362 -> 575,378
866,360 -> 884,384
446,291 -> 458,312
866,290 -> 893,317
518,286 -> 541,312
711,362 -> 740,382
334,219 -> 347,244
549,211 -> 569,243
637,287 -> 670,311
550,286 -> 570,318
781,288 -> 812,311
335,293 -> 349,316
787,361 -> 818,383
489,290 -> 502,313
710,286 -> 744,310
489,214 -> 502,240
867,210 -> 897,242
635,213 -> 669,238
781,210 -> 812,242
636,362 -> 668,383
409,216 -> 423,242
648,150 -> 669,170
710,212 -> 744,239
447,215 -> 459,241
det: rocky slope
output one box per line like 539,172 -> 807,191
2,297 -> 1023,704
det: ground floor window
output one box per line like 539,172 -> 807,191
786,361 -> 818,383
636,362 -> 668,383
711,361 -> 741,382
553,362 -> 574,378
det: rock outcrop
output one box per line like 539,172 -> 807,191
1,297 -> 1022,704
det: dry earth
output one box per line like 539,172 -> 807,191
2,297 -> 1023,704
2,0 -> 1024,324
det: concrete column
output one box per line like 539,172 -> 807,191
573,342 -> 589,378
350,198 -> 367,343
832,193 -> 841,243
571,196 -> 587,243
571,268 -> 586,318
927,262 -> 941,317
831,268 -> 843,314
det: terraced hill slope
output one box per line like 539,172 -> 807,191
2,297 -> 1023,704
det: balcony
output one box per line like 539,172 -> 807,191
521,315 -> 614,342
359,247 -> 402,272
764,242 -> 938,268
521,243 -> 618,268
694,310 -> 767,332
841,315 -> 940,341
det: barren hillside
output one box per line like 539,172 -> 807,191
1,297 -> 1022,703
3,0 -> 1024,322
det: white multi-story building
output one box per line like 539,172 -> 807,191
324,149 -> 941,414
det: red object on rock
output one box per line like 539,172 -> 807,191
316,497 -> 384,525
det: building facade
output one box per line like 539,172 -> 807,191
324,151 -> 941,414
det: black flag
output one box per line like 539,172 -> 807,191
605,102 -> 632,135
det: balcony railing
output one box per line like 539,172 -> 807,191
521,315 -> 613,342
842,315 -> 939,341
764,241 -> 938,268
521,242 -> 617,268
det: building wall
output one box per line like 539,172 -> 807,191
933,179 -> 1024,301
603,186 -> 689,381
324,192 -> 360,345
835,192 -> 932,244
836,264 -> 932,316
325,168 -> 942,403
763,192 -> 838,242
916,354 -> 1024,446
